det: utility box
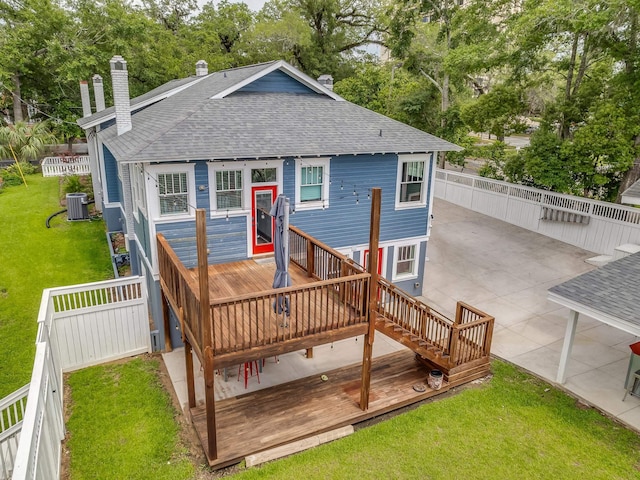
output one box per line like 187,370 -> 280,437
66,193 -> 89,220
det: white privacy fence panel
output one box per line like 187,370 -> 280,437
435,170 -> 640,255
41,156 -> 90,177
45,276 -> 151,372
11,340 -> 64,480
0,386 -> 29,480
7,276 -> 151,479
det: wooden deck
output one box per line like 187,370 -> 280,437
185,258 -> 369,368
190,349 -> 450,469
192,257 -> 316,299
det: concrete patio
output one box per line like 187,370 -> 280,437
164,197 -> 640,433
421,198 -> 640,431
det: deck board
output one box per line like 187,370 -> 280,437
191,349 -> 450,469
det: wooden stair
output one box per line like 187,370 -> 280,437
375,318 -> 491,388
376,319 -> 449,364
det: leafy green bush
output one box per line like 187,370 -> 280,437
0,162 -> 36,186
62,174 -> 93,199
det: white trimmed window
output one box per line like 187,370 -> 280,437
295,158 -> 330,210
215,170 -> 243,210
393,243 -> 419,280
158,172 -> 188,215
396,154 -> 429,208
146,164 -> 195,221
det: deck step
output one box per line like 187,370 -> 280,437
586,254 -> 612,267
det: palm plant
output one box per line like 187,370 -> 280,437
0,121 -> 57,162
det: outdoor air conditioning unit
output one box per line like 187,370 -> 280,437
66,193 -> 89,221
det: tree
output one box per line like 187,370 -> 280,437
0,0 -> 70,122
0,121 -> 56,162
460,85 -> 527,141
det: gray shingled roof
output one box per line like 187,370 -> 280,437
97,62 -> 460,162
548,252 -> 640,325
77,76 -> 201,129
77,62 -> 276,129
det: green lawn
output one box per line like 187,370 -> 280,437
4,174 -> 640,480
65,357 -> 194,479
0,174 -> 112,397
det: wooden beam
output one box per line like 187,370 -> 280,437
160,289 -> 173,352
211,323 -> 369,370
185,339 -> 196,409
361,187 -> 381,410
196,209 -> 217,460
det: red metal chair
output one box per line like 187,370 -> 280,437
238,360 -> 260,389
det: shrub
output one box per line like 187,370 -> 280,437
63,175 -> 93,199
0,162 -> 36,186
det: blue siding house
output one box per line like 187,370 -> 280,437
78,57 -> 461,350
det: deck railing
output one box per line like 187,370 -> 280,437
375,278 -> 494,369
41,156 -> 90,177
158,229 -> 371,361
210,274 -> 369,355
289,226 -> 367,280
157,234 -> 203,352
449,303 -> 494,368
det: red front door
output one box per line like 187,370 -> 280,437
252,185 -> 277,255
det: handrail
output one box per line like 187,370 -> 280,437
210,274 -> 370,355
209,273 -> 370,306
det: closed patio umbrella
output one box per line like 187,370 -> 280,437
269,194 -> 291,316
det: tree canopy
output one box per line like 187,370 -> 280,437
1,0 -> 639,202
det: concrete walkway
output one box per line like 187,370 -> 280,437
163,198 -> 640,432
422,198 -> 640,431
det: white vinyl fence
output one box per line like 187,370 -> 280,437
435,170 -> 640,255
41,156 -> 90,177
0,386 -> 29,480
3,276 -> 150,480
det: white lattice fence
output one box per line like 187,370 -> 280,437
41,156 -> 90,177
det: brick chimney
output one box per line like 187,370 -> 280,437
196,60 -> 208,77
79,81 -> 92,117
317,74 -> 333,91
92,74 -> 106,112
110,55 -> 132,135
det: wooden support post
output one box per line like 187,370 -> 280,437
196,209 -> 217,460
160,289 -> 173,352
305,348 -> 314,359
185,339 -> 196,408
360,187 -> 381,411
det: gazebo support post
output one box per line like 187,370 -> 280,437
360,187 -> 381,410
196,209 -> 217,460
556,309 -> 579,384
